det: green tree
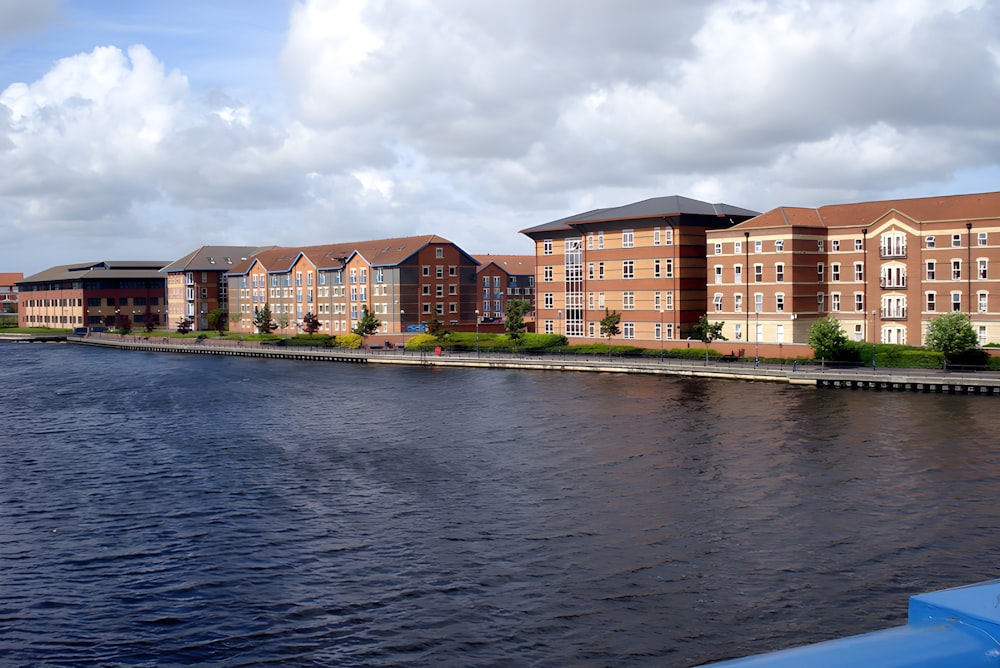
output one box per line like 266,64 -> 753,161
301,311 -> 321,335
426,312 -> 449,341
691,313 -> 727,364
253,303 -> 278,335
505,299 -> 532,346
600,308 -> 621,355
925,311 -> 978,359
808,315 -> 849,361
207,308 -> 228,336
353,304 -> 381,344
176,317 -> 193,334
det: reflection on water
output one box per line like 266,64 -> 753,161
1,344 -> 999,666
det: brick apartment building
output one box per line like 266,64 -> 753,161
0,273 -> 22,313
226,235 -> 479,338
474,255 -> 535,323
17,261 -> 168,329
161,246 -> 264,331
705,191 -> 1000,355
520,196 -> 758,345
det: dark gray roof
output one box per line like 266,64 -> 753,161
521,195 -> 760,235
160,245 -> 267,273
20,260 -> 171,284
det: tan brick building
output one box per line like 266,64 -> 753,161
520,196 -> 758,345
705,192 -> 1000,356
161,246 -> 264,331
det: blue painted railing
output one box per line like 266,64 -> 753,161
709,579 -> 1000,667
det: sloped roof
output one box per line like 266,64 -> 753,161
161,245 -> 267,273
20,260 -> 170,284
226,234 -> 478,275
521,195 -> 760,235
0,272 -> 23,286
474,254 -> 535,275
732,191 -> 1000,231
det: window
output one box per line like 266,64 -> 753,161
713,293 -> 723,312
855,238 -> 863,251
544,266 -> 553,282
544,320 -> 554,334
925,236 -> 936,248
754,293 -> 763,313
653,259 -> 661,278
952,234 -> 962,247
598,292 -> 605,308
926,260 -> 936,280
832,263 -> 841,281
754,264 -> 763,282
653,228 -> 661,245
436,247 -> 444,258
422,265 -> 430,277
926,292 -> 936,312
449,266 -> 457,277
754,240 -> 762,253
544,293 -> 553,309
654,322 -> 662,340
436,266 -> 444,279
979,292 -> 988,313
598,231 -> 604,249
622,229 -> 634,248
493,276 -> 501,287
622,322 -> 635,339
714,242 -> 722,255
734,264 -> 743,283
664,291 -> 674,310
854,324 -> 863,342
855,293 -> 864,312
776,323 -> 785,343
436,285 -> 444,298
775,263 -> 784,282
832,240 -> 841,251
832,293 -> 841,311
854,262 -> 864,281
817,240 -> 824,251
663,228 -> 673,246
817,292 -> 825,313
775,239 -> 784,252
979,232 -> 988,246
588,262 -> 595,279
952,292 -> 962,311
714,265 -> 723,284
734,241 -> 742,254
980,326 -> 988,346
881,232 -> 906,258
623,291 -> 635,310
979,259 -> 988,279
666,323 -> 675,340
775,293 -> 784,311
952,260 -> 962,280
654,291 -> 661,310
598,262 -> 605,279
622,260 -> 634,279
543,239 -> 553,255
734,323 -> 742,340
664,259 -> 673,278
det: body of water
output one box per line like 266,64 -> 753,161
2,343 -> 999,666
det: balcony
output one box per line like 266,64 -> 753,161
881,307 -> 907,320
880,244 -> 907,259
880,277 -> 907,289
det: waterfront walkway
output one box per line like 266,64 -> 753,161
60,333 -> 1000,395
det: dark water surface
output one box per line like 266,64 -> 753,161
2,344 -> 1000,666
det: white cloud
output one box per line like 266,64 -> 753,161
3,0 -> 1000,273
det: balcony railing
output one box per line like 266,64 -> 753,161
881,307 -> 907,320
880,277 -> 907,289
880,245 -> 907,259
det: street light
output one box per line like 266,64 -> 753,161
659,308 -> 665,361
475,309 -> 480,357
754,309 -> 759,369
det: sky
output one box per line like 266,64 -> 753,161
2,0 -> 1000,277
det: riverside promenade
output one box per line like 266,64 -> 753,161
62,333 -> 1000,395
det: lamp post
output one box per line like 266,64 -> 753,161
754,309 -> 759,368
475,309 -> 480,357
967,222 -> 973,316
743,230 -> 750,348
659,308 -> 665,361
862,227 -> 868,343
